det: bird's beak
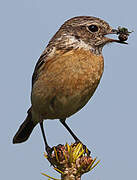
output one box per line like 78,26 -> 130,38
105,28 -> 128,44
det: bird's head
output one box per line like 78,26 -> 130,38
49,16 -> 129,54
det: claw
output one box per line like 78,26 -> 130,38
74,140 -> 91,156
45,146 -> 54,166
82,144 -> 91,156
46,146 -> 54,156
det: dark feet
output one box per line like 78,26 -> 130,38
60,120 -> 91,154
45,146 -> 55,166
75,140 -> 91,156
46,146 -> 54,156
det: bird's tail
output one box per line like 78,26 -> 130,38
13,108 -> 36,144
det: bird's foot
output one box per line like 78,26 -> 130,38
74,140 -> 91,156
45,146 -> 54,164
46,146 -> 54,155
45,144 -> 64,166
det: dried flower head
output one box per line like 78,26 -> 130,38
42,143 -> 100,180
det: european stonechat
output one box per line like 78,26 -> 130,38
13,16 -> 128,154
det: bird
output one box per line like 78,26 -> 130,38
13,16 -> 127,154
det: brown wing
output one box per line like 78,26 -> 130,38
32,53 -> 47,87
32,46 -> 73,87
31,44 -> 55,87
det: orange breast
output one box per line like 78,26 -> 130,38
31,48 -> 104,119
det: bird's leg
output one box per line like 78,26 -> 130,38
60,119 -> 91,155
40,122 -> 53,155
60,119 -> 80,142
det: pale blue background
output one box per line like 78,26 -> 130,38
0,0 -> 136,180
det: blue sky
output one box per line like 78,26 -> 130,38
0,0 -> 136,180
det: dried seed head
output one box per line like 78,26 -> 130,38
42,143 -> 100,180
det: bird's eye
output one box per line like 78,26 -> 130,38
88,25 -> 98,32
